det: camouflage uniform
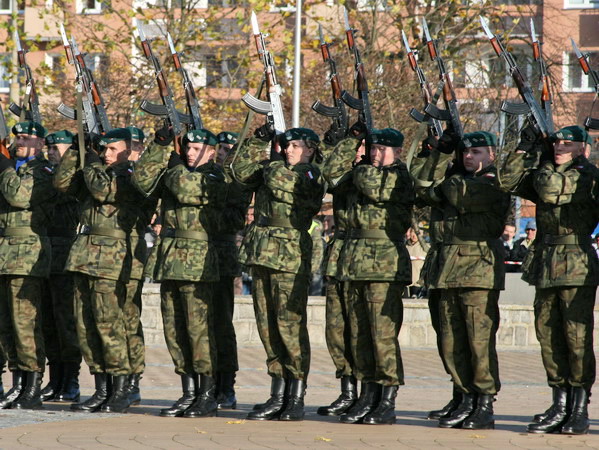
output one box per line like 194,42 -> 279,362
54,150 -> 148,376
324,137 -> 414,387
232,137 -> 324,381
498,151 -> 599,391
133,145 -> 225,377
0,155 -> 57,373
416,148 -> 510,395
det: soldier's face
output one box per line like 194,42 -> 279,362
14,134 -> 44,159
47,143 -> 71,165
285,140 -> 314,165
463,146 -> 495,173
370,144 -> 400,167
104,141 -> 130,166
554,140 -> 584,165
215,144 -> 232,166
186,143 -> 215,168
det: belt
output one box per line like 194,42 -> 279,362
542,235 -> 590,245
348,229 -> 403,240
161,228 -> 209,241
334,230 -> 346,240
257,216 -> 293,228
79,225 -> 126,239
444,236 -> 492,245
0,226 -> 44,237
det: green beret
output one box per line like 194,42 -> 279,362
552,126 -> 589,144
459,131 -> 497,150
12,121 -> 46,138
184,129 -> 218,146
217,131 -> 239,145
46,130 -> 74,145
98,128 -> 132,146
126,126 -> 145,142
369,128 -> 404,147
282,128 -> 320,145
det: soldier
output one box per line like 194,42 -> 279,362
40,130 -> 82,404
0,121 -> 57,409
212,130 -> 251,409
54,127 -> 149,413
324,128 -> 414,425
232,127 -> 325,421
133,128 -> 226,418
498,125 -> 599,435
416,130 -> 511,430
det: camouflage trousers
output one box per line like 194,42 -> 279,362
325,278 -> 353,378
428,289 -> 451,377
534,286 -> 596,390
42,274 -> 81,364
348,281 -> 404,386
212,276 -> 239,373
439,288 -> 500,395
0,276 -> 45,372
125,279 -> 145,374
251,266 -> 310,380
161,280 -> 216,376
73,274 -> 131,376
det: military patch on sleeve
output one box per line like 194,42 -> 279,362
305,170 -> 314,180
43,166 -> 54,174
483,173 -> 496,178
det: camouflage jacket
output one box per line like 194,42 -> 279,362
415,149 -> 510,290
324,137 -> 414,283
232,137 -> 325,275
0,155 -> 57,277
133,145 -> 226,282
54,150 -> 150,282
498,152 -> 599,288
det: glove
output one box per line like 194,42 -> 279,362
323,122 -> 347,146
438,129 -> 460,154
348,121 -> 367,141
167,151 -> 184,169
84,149 -> 102,166
517,124 -> 542,153
254,122 -> 275,143
154,125 -> 175,147
421,136 -> 438,156
0,153 -> 13,173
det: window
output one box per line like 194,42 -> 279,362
357,0 -> 387,11
44,53 -> 64,85
0,54 -> 10,93
563,52 -> 598,92
565,0 -> 599,9
83,53 -> 106,73
203,55 -> 246,88
0,0 -> 24,12
76,0 -> 102,14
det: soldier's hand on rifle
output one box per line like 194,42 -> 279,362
323,122 -> 347,147
0,152 -> 13,173
167,151 -> 184,169
437,129 -> 460,154
348,121 -> 367,141
84,148 -> 102,166
517,124 -> 542,154
254,122 -> 275,143
154,124 -> 175,147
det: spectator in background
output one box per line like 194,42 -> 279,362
501,224 -> 516,258
510,220 -> 537,272
405,227 -> 427,298
594,233 -> 599,259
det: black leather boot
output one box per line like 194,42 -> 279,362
438,392 -> 476,428
71,373 -> 109,412
101,375 -> 130,413
160,374 -> 197,417
428,386 -> 460,420
0,358 -> 5,397
184,374 -> 217,418
339,382 -> 382,424
317,376 -> 358,416
527,387 -> 568,433
279,379 -> 306,421
54,362 -> 80,403
462,394 -> 495,429
13,371 -> 44,410
127,373 -> 142,406
216,372 -> 237,409
247,378 -> 286,421
0,370 -> 25,409
561,387 -> 590,435
363,385 -> 398,425
40,363 -> 63,402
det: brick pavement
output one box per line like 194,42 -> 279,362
0,346 -> 598,449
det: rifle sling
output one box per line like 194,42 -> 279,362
76,87 -> 85,170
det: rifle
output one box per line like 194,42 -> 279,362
311,24 -> 349,137
401,29 -> 443,137
241,11 -> 286,136
421,18 -> 463,137
9,30 -> 42,124
137,20 -> 189,136
480,16 -> 551,139
339,6 -> 373,134
571,38 -> 599,131
56,25 -> 112,135
0,103 -> 11,158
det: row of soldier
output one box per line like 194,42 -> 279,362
0,116 -> 596,436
